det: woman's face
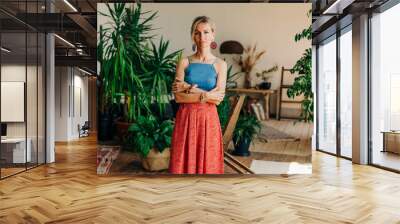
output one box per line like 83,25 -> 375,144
193,22 -> 215,50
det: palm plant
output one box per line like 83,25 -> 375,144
143,38 -> 182,115
98,3 -> 152,122
98,2 -> 182,123
98,3 -> 129,112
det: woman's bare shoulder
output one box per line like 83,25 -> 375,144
214,57 -> 227,71
177,56 -> 191,68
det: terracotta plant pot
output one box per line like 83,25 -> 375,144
141,148 -> 170,171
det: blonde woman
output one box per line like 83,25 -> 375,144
169,16 -> 227,174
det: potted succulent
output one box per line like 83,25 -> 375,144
127,115 -> 174,171
232,112 -> 261,156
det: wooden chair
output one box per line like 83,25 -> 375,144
222,94 -> 255,174
78,121 -> 90,138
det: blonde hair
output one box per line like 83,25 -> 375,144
190,16 -> 216,41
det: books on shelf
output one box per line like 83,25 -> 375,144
251,102 -> 265,121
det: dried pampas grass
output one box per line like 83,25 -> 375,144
234,44 -> 266,88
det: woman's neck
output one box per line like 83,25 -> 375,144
194,48 -> 214,62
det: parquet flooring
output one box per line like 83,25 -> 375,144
109,120 -> 312,175
372,150 -> 400,171
1,135 -> 400,223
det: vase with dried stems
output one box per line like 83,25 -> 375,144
234,44 -> 266,88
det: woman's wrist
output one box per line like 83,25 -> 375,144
184,83 -> 192,93
200,92 -> 208,103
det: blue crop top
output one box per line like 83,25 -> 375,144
184,57 -> 218,91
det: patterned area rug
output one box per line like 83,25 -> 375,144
249,160 -> 312,174
257,123 -> 299,142
97,146 -> 120,175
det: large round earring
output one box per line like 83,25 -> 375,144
210,41 -> 217,50
192,43 -> 196,52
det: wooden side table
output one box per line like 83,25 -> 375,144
226,88 -> 277,120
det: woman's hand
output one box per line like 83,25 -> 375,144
172,79 -> 192,93
203,89 -> 225,104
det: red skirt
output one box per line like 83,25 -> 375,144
169,103 -> 224,174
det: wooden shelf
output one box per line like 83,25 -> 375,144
277,66 -> 303,120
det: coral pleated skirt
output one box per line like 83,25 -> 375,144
169,103 -> 224,174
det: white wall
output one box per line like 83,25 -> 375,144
55,66 -> 69,141
1,65 -> 35,137
97,3 -> 311,114
55,67 -> 89,141
1,65 -> 26,139
1,63 -> 46,163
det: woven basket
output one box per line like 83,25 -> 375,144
142,148 -> 170,171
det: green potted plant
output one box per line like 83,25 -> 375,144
287,10 -> 313,122
98,3 -> 151,140
127,115 -> 174,171
232,112 -> 261,156
98,2 -> 182,140
255,65 -> 279,89
143,38 -> 183,117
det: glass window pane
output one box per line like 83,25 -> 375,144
1,31 -> 27,177
340,28 -> 352,158
38,32 -> 45,165
27,31 -> 38,169
317,35 -> 337,154
371,3 -> 400,171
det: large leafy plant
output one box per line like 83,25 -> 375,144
98,2 -> 182,122
143,38 -> 183,115
127,115 -> 173,157
287,10 -> 313,122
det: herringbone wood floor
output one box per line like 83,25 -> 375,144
1,135 -> 400,223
